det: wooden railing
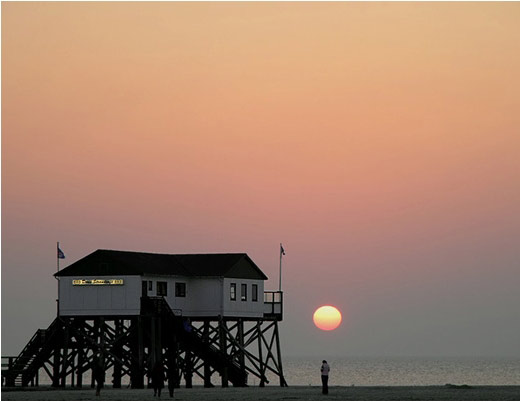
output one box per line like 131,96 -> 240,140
263,291 -> 283,320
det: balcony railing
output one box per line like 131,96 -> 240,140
263,291 -> 283,320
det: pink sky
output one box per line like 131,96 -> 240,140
2,2 -> 519,357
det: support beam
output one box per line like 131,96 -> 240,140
185,350 -> 193,388
91,319 -> 99,389
113,319 -> 122,388
76,340 -> 83,388
52,346 -> 60,387
219,319 -> 228,388
6,307 -> 286,390
257,321 -> 266,387
203,321 -> 212,387
60,320 -> 69,387
130,317 -> 145,388
274,322 -> 287,387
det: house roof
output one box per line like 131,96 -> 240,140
54,249 -> 268,280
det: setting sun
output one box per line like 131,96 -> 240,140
313,305 -> 342,331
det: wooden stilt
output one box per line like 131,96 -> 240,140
91,318 -> 99,389
166,337 -> 176,395
274,321 -> 287,387
76,339 -> 83,388
70,350 -> 75,388
257,321 -> 266,387
219,319 -> 228,388
6,295 -> 287,390
237,319 -> 246,386
60,320 -> 69,387
203,321 -> 212,387
185,350 -> 193,388
156,318 -> 162,365
52,346 -> 60,387
113,319 -> 122,388
132,316 -> 145,388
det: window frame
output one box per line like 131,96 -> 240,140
230,283 -> 236,301
157,281 -> 167,297
175,282 -> 186,298
241,283 -> 247,301
252,284 -> 258,302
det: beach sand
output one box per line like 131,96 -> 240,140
1,385 -> 519,401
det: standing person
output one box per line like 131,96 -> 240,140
152,360 -> 165,398
92,353 -> 105,397
167,363 -> 176,398
320,360 -> 330,395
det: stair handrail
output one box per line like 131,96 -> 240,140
5,317 -> 61,386
152,298 -> 246,381
7,319 -> 55,372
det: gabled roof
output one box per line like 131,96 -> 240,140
54,249 -> 268,280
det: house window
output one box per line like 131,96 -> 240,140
157,281 -> 167,297
230,283 -> 236,301
148,281 -> 153,291
252,284 -> 258,302
175,282 -> 186,297
241,284 -> 247,301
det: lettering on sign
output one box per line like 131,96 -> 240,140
72,279 -> 124,286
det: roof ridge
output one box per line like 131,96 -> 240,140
55,250 -> 266,280
97,249 -> 247,257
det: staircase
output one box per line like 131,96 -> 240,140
4,318 -> 62,387
142,297 -> 248,386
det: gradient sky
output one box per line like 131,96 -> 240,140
2,2 -> 519,359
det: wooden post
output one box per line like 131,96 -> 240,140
52,346 -> 60,387
150,316 -> 156,367
238,319 -> 246,385
151,316 -> 162,368
130,316 -> 145,388
257,321 -> 266,387
274,321 -> 287,387
113,319 -> 122,388
60,320 -> 69,387
219,319 -> 228,388
70,350 -> 75,388
156,318 -> 162,365
173,340 -> 181,388
185,350 -> 193,388
203,321 -> 212,387
166,336 -> 177,395
91,318 -> 99,389
76,340 -> 83,388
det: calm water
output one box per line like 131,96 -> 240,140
278,356 -> 520,386
34,356 -> 519,387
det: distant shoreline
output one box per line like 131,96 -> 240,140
2,385 -> 520,400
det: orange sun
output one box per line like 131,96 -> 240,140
313,305 -> 342,331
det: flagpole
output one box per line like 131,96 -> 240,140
56,242 -> 59,316
279,243 -> 282,291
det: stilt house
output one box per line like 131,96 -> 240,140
3,249 -> 286,389
55,249 -> 280,319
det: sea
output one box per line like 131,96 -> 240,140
278,356 -> 520,386
33,356 -> 519,387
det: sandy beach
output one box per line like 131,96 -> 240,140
1,385 -> 519,401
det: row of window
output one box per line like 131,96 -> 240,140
230,283 -> 258,302
142,281 -> 185,297
143,280 -> 258,302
